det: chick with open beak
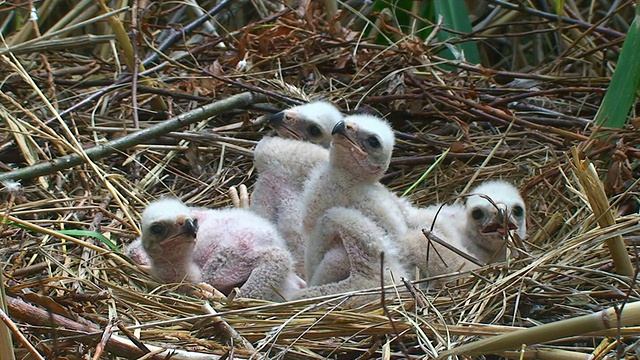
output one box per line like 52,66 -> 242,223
464,180 -> 527,263
261,101 -> 343,147
396,180 -> 526,285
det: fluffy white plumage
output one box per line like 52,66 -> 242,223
299,114 -> 408,295
399,180 -> 527,281
251,101 -> 343,276
462,180 -> 526,262
260,101 -> 344,148
138,198 -> 201,283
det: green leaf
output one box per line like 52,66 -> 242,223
594,8 -> 640,129
402,147 -> 451,197
434,0 -> 481,64
3,220 -> 120,252
57,229 -> 120,251
554,0 -> 565,16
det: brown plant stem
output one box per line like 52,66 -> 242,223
7,296 -> 228,360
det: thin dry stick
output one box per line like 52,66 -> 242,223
437,300 -> 640,358
141,0 -> 234,67
570,147 -> 634,277
422,228 -> 485,267
0,266 -> 17,360
95,0 -> 166,111
92,320 -> 115,360
0,92 -> 264,183
201,302 -> 255,352
379,252 -> 411,359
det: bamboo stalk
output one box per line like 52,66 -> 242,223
570,147 -> 634,277
437,300 -> 640,358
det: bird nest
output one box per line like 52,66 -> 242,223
1,1 -> 639,359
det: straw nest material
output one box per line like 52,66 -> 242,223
1,1 -> 639,359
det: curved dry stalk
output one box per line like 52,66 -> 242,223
438,300 -> 640,358
570,147 -> 635,277
0,268 -> 17,360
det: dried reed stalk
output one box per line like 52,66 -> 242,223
498,347 -> 592,360
0,92 -> 264,183
95,0 -> 166,111
438,300 -> 640,358
570,147 -> 634,277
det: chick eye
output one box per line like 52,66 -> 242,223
308,125 -> 322,138
149,223 -> 167,237
367,136 -> 380,148
471,208 -> 484,220
512,205 -> 524,217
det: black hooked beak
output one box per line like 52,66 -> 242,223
264,111 -> 286,126
183,218 -> 198,238
497,207 -> 507,220
332,120 -> 346,135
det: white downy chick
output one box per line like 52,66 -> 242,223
302,114 -> 408,288
251,101 -> 343,276
461,180 -> 526,263
259,100 -> 343,148
138,198 -> 202,283
400,180 -> 526,281
292,207 -> 407,301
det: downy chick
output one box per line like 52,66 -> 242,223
301,114 -> 408,289
251,101 -> 343,276
401,180 -> 526,281
130,198 -> 306,301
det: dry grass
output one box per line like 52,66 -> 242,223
0,1 -> 639,358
